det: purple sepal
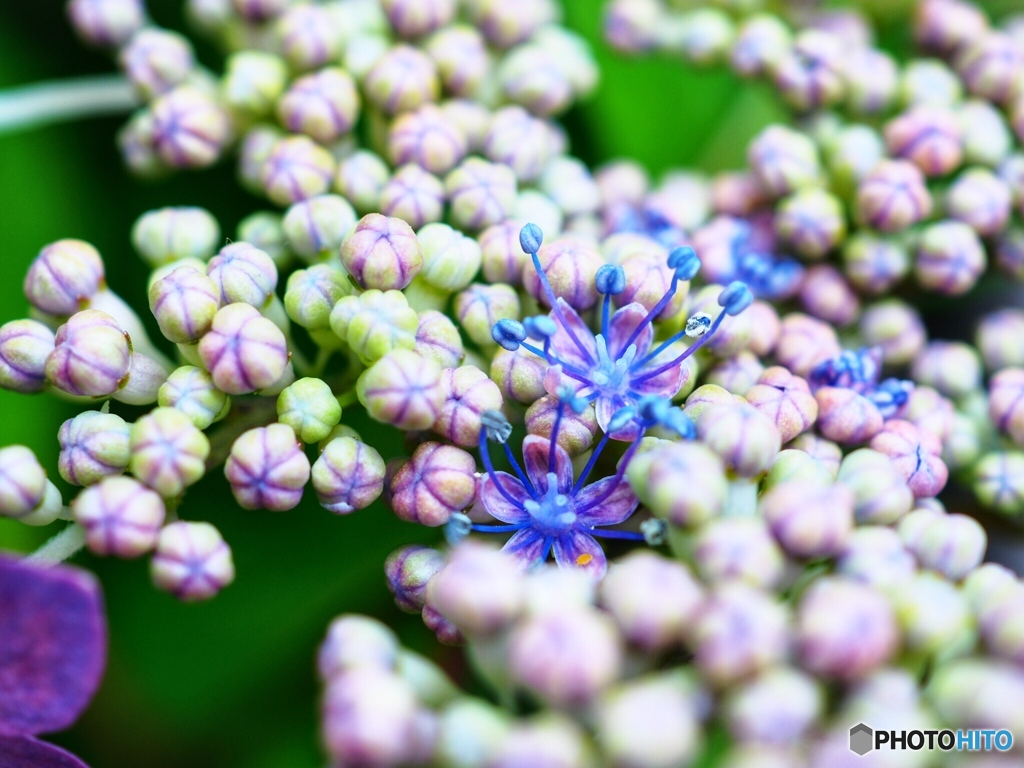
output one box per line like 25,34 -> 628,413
0,735 -> 90,768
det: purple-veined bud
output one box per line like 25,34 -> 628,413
385,545 -> 445,613
231,0 -> 290,22
974,580 -> 1024,667
237,125 -> 283,194
826,124 -> 886,195
260,135 -> 336,207
131,206 -> 219,266
977,309 -> 1024,371
67,0 -> 143,47
761,480 -> 854,559
490,346 -> 546,405
695,517 -> 786,590
798,264 -> 859,328
284,265 -> 349,332
422,603 -> 462,644
207,241 -> 278,307
928,660 -> 1024,745
747,125 -> 821,198
389,442 -> 476,526
274,4 -> 341,71
836,448 -> 914,525
914,0 -> 989,53
24,239 -> 105,316
197,303 -> 288,395
357,350 -> 444,431
381,0 -> 455,38
682,383 -> 738,422
424,25 -> 489,97
331,289 -> 418,365
773,30 -> 845,112
479,221 -> 529,286
788,432 -> 842,477
697,403 -> 781,478
955,32 -> 1024,105
388,105 -> 467,177
71,475 -> 165,557
890,572 -> 972,655
901,511 -> 986,581
730,14 -> 791,77
856,160 -> 932,233
842,232 -> 909,296
379,164 -> 445,229
946,167 -> 1013,236
445,158 -> 518,232
333,150 -> 389,215
915,219 -> 986,296
470,0 -> 556,48
58,410 -> 131,487
964,561 -> 1017,614
884,106 -> 963,177
764,449 -> 832,490
312,436 -> 385,515
522,237 -> 603,312
426,542 -> 524,635
869,419 -> 948,498
836,526 -> 916,588
0,319 -> 54,393
45,309 -> 130,397
497,44 -> 573,117
455,283 -> 521,348
615,250 -> 686,320
151,86 -> 231,170
814,387 -> 884,445
745,366 -> 817,444
440,98 -> 492,154
225,423 -> 310,511
117,108 -> 161,177
725,668 -> 823,746
859,299 -> 926,366
796,578 -> 898,681
148,266 -> 219,344
524,395 -> 598,457
902,385 -> 954,444
158,365 -> 229,430
277,68 -> 359,145
221,52 -> 289,118
364,45 -> 439,116
975,450 -> 1024,515
282,196 -> 357,266
415,224 -> 482,293
600,551 -> 702,652
990,368 -> 1024,447
707,352 -> 762,397
774,188 -> 845,260
484,107 -> 555,185
433,366 -> 503,448
960,100 -> 1013,167
318,615 -> 399,680
414,310 -> 463,369
844,48 -> 898,115
0,445 -> 50,522
322,668 -> 420,766
129,407 -> 209,498
277,377 -> 341,443
340,213 -> 423,292
150,521 -> 234,601
121,28 -> 194,101
775,313 -> 841,378
627,441 -> 727,528
691,582 -> 789,687
509,604 -> 622,708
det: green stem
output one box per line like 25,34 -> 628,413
0,75 -> 136,135
336,388 -> 359,409
26,523 -> 86,565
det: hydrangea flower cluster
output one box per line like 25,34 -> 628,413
2,0 -> 1024,765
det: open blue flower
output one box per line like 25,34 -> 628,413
696,216 -> 803,301
808,346 -> 914,418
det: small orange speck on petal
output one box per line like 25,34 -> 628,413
576,553 -> 593,566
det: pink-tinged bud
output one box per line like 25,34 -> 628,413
707,352 -> 763,397
775,313 -> 841,378
381,0 -> 455,37
955,33 -> 1024,106
388,104 -> 467,177
130,406 -> 209,498
796,578 -> 897,681
46,309 -> 130,397
600,552 -> 702,652
386,545 -> 445,613
498,45 -> 572,116
798,264 -> 859,328
683,383 -> 739,422
694,517 -> 786,590
745,367 -> 817,443
789,433 -> 842,477
0,319 -> 54,393
837,449 -> 914,525
884,106 -> 963,177
856,160 -> 932,233
275,4 -> 341,71
628,441 -> 727,528
484,107 -> 555,184
433,366 -> 503,448
761,480 -> 854,559
260,135 -> 336,207
525,395 -> 598,457
730,15 -> 791,78
357,350 -> 444,431
915,0 -> 988,53
748,125 -> 821,198
977,309 -> 1024,372
322,669 -> 420,766
149,266 -> 219,343
911,341 -> 981,400
414,310 -> 463,369
72,476 -> 165,557
151,521 -> 234,601
58,410 -> 131,486
67,0 -> 143,47
425,26 -> 490,97
333,150 -> 390,215
0,445 -> 49,521
990,368 -> 1024,445
380,164 -> 445,229
455,283 -> 521,348
198,303 -> 288,395
725,668 -> 823,746
231,0 -> 289,22
479,221 -> 529,286
471,0 -> 556,48
318,615 -> 399,680
903,385 -> 954,444
522,237 -> 603,312
311,437 -> 385,515
615,250 -> 686,320
237,125 -> 282,194
901,511 -> 986,582
870,419 -> 948,498
121,28 -> 193,102
422,603 -> 462,644
427,542 -> 524,635
341,213 -> 423,292
697,403 -> 781,478
490,346 -> 546,405
24,239 -> 104,316
947,167 -> 1013,236
225,423 -> 310,511
842,232 -> 910,297
917,221 -> 987,296
814,387 -> 884,445
277,68 -> 359,145
510,605 -> 622,708
389,442 -> 476,526
774,189 -> 845,260
207,241 -> 278,307
151,86 -> 231,170
445,159 -> 518,232
364,45 -> 439,116
158,365 -> 228,430
691,583 -> 789,687
859,299 -> 926,366
772,30 -> 845,112
836,526 -> 916,588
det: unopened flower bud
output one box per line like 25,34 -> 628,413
151,86 -> 231,169
282,195 -> 357,263
885,106 -> 963,177
67,0 -> 143,48
901,511 -> 986,581
417,223 -> 483,293
148,266 -> 218,344
628,442 -> 727,528
859,299 -> 927,366
414,310 -> 463,369
331,289 -> 418,365
748,125 -> 820,198
277,378 -> 341,443
725,668 -> 823,745
357,350 -> 444,431
260,135 -> 335,207
857,160 -> 932,232
274,4 -> 340,71
0,445 -> 49,522
870,420 -> 948,498
46,310 -> 130,397
490,346 -> 546,405
157,366 -> 228,430
207,242 -> 277,307
72,476 -> 165,557
121,28 -> 194,101
385,545 -> 446,613
198,304 -> 289,395
434,366 -> 503,448
524,395 -> 597,456
390,443 -> 476,527
836,526 -> 916,588
225,423 -> 310,511
947,167 -> 1013,236
364,45 -> 439,116
322,668 -> 420,766
341,213 -> 423,291
697,403 -> 781,478
131,207 -> 219,267
775,189 -> 845,260
455,283 -> 521,348
24,239 -> 104,316
333,150 -> 389,215
775,313 -> 841,378
277,68 -> 359,145
814,387 -> 884,445
0,319 -> 54,393
955,33 -> 1024,105
745,367 -> 817,443
836,449 -> 913,525
911,341 -> 981,400
318,615 -> 399,680
57,410 -> 130,487
151,521 -> 234,601
890,572 -> 972,655
130,407 -> 209,498
773,30 -> 845,111
445,158 -> 518,232
915,220 -> 986,295
312,436 -> 385,515
484,107 -> 556,184
977,309 -> 1024,371
426,542 -> 524,636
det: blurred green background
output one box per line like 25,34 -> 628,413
0,1 -> 1012,767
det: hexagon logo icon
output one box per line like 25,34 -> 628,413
850,723 -> 874,756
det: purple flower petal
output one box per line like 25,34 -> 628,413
521,435 -> 573,493
502,529 -> 548,567
629,358 -> 689,398
479,472 -> 531,524
575,476 -> 639,526
0,556 -> 106,737
551,531 -> 607,579
595,394 -> 643,441
547,299 -> 598,370
0,735 -> 89,768
606,303 -> 654,359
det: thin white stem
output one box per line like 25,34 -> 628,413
25,523 -> 86,566
0,75 -> 136,134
